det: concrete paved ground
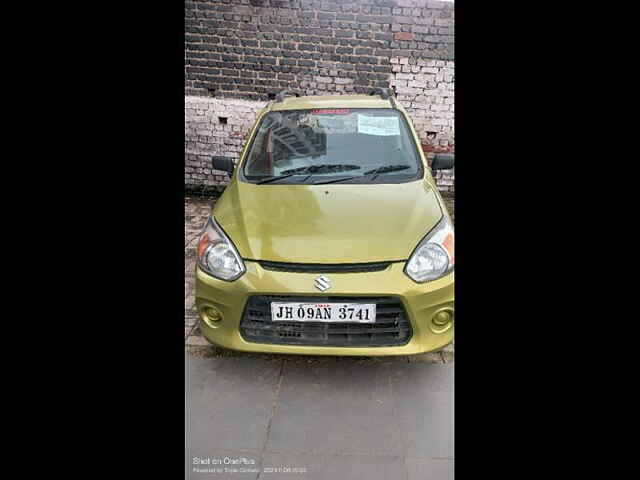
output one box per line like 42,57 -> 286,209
186,353 -> 453,479
185,193 -> 455,479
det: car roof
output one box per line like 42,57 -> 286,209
268,94 -> 394,111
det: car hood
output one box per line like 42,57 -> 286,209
212,180 -> 444,263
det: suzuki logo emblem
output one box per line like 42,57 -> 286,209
315,275 -> 331,292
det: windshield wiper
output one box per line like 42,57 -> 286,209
280,164 -> 361,175
256,174 -> 297,184
363,164 -> 411,175
256,164 -> 361,184
312,176 -> 357,185
362,164 -> 411,182
256,164 -> 409,185
313,165 -> 413,185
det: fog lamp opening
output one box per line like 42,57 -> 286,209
433,310 -> 452,326
202,306 -> 223,328
430,308 -> 454,333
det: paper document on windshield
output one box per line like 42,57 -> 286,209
357,115 -> 400,136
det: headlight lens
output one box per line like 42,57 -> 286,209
197,217 -> 246,281
405,215 -> 454,283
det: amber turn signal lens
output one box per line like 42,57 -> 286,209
442,232 -> 454,266
197,233 -> 210,259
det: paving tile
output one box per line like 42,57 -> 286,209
186,333 -> 210,347
441,351 -> 454,364
185,248 -> 197,261
405,457 -> 454,480
185,311 -> 198,327
185,294 -> 196,311
185,355 -> 282,451
408,352 -> 443,363
266,361 -> 402,456
389,363 -> 454,459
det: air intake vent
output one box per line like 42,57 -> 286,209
258,261 -> 392,274
240,295 -> 412,347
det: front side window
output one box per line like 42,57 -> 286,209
241,109 -> 424,184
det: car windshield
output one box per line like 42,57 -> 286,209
241,108 -> 423,184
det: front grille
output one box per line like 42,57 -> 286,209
258,261 -> 392,274
239,295 -> 412,347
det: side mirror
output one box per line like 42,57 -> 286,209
212,156 -> 235,177
431,153 -> 454,170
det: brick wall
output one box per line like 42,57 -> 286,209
185,0 -> 454,193
185,96 -> 267,187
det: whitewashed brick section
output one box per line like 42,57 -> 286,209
185,96 -> 267,186
390,57 -> 454,193
390,57 -> 454,149
432,168 -> 454,193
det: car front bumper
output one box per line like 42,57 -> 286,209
194,261 -> 454,356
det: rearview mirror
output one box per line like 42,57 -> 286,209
431,153 -> 454,170
212,156 -> 235,177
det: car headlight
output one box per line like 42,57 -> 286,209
405,215 -> 454,283
197,217 -> 246,281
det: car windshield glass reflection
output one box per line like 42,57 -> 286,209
242,109 -> 423,184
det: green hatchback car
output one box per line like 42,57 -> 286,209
195,89 -> 454,356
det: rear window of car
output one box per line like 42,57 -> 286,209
240,108 -> 424,184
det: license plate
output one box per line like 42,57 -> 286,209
270,302 -> 376,323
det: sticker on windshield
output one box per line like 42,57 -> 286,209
311,109 -> 350,115
357,115 -> 400,136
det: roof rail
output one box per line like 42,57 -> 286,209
369,87 -> 393,99
369,87 -> 397,108
274,89 -> 301,103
